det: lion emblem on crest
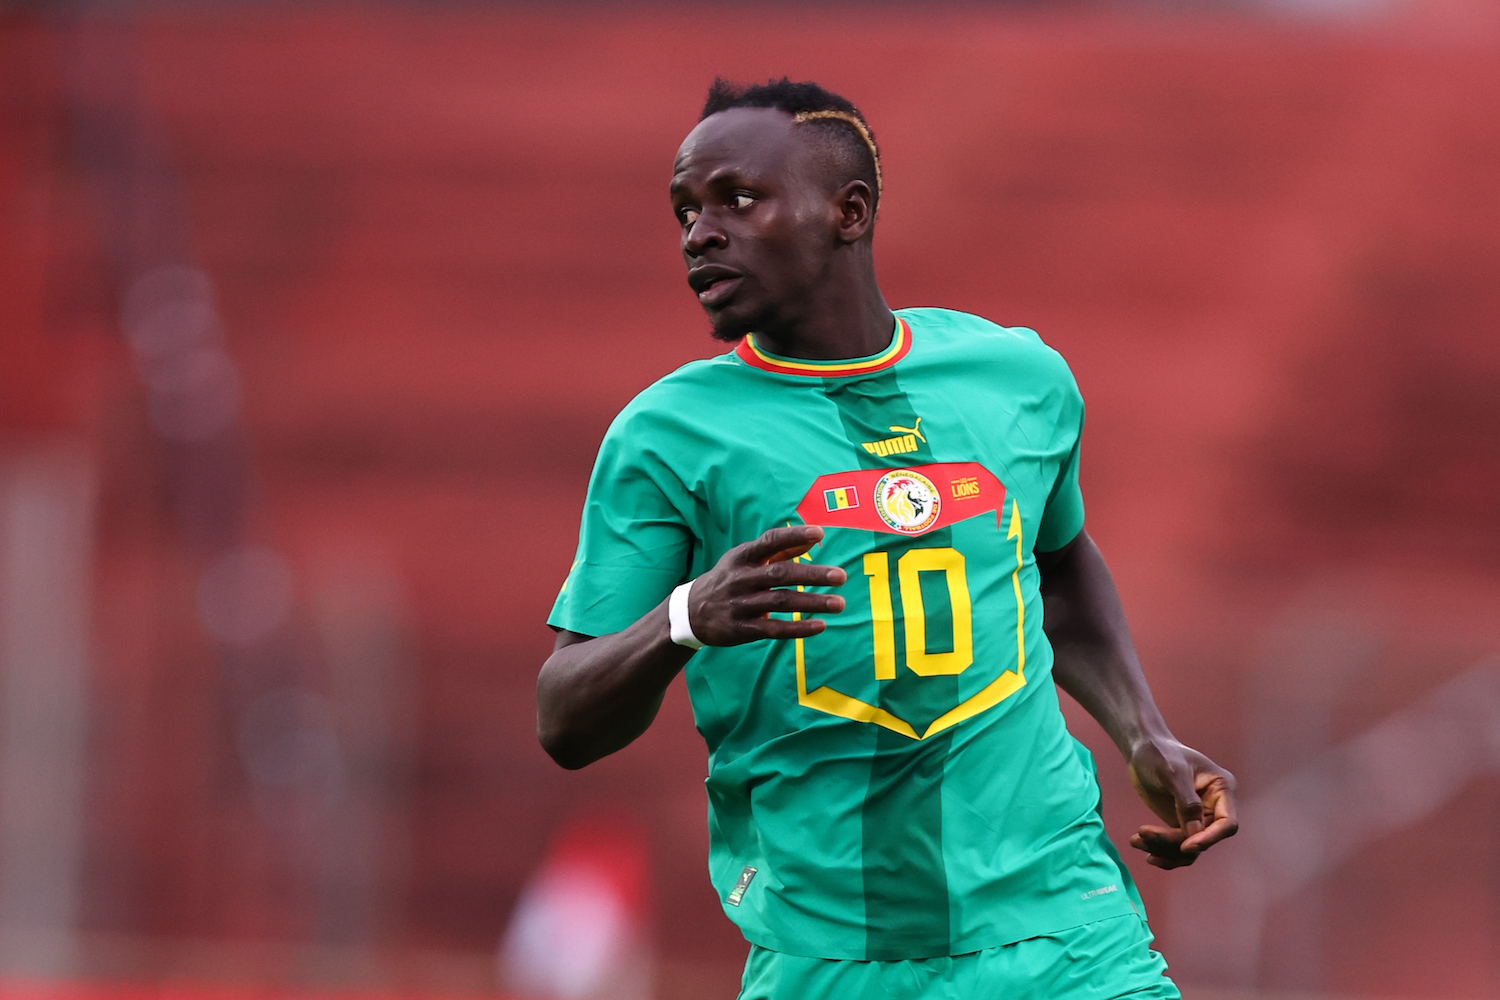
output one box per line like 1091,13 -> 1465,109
873,469 -> 941,534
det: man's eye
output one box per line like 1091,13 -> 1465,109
680,208 -> 700,226
730,194 -> 755,210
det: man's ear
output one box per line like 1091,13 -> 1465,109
833,180 -> 875,244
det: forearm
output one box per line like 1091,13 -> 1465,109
1039,531 -> 1172,758
536,600 -> 694,769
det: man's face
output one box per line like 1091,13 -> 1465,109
670,108 -> 841,341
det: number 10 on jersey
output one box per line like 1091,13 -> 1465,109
862,547 -> 974,678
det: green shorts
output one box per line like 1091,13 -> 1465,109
737,913 -> 1180,1000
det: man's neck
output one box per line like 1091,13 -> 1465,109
750,267 -> 894,361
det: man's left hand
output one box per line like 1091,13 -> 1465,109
1125,739 -> 1238,869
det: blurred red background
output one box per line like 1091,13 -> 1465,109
2,3 -> 1499,998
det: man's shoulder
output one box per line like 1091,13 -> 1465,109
627,349 -> 745,405
604,350 -> 749,440
898,307 -> 1076,384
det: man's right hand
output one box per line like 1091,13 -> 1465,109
538,524 -> 846,768
685,524 -> 847,647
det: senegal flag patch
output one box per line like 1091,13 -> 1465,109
823,486 -> 859,511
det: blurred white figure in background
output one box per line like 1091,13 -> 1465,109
500,813 -> 653,1000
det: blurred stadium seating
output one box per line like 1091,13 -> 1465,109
2,2 -> 1498,997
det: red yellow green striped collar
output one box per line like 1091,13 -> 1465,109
735,316 -> 911,378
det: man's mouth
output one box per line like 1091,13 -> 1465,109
697,275 -> 742,307
688,265 -> 743,308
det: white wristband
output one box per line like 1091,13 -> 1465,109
668,580 -> 704,649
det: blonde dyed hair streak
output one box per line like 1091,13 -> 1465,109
792,110 -> 882,201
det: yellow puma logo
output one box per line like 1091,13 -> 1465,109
861,416 -> 927,457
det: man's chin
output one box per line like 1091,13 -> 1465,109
706,306 -> 763,344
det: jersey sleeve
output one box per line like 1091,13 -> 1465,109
547,413 -> 695,637
1035,391 -> 1086,553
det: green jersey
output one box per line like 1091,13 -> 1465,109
548,307 -> 1140,961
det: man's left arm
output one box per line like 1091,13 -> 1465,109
1036,529 -> 1238,869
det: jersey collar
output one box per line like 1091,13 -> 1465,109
735,316 -> 911,378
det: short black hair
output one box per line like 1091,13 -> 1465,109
700,77 -> 882,211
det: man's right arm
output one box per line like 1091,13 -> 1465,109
536,524 -> 846,769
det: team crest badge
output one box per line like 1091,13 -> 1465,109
873,469 -> 941,535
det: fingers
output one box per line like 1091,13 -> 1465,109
738,525 -> 824,565
1181,774 -> 1239,853
740,559 -> 847,591
1129,825 -> 1199,869
1175,799 -> 1205,839
1143,852 -> 1193,870
738,616 -> 831,640
1180,816 -> 1239,854
733,590 -> 845,618
1170,767 -> 1205,838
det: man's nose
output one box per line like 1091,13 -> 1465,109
683,211 -> 727,257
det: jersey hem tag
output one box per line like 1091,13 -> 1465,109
727,866 -> 758,906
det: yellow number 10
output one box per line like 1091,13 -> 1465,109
862,547 -> 974,678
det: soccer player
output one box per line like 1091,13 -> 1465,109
537,78 -> 1237,999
